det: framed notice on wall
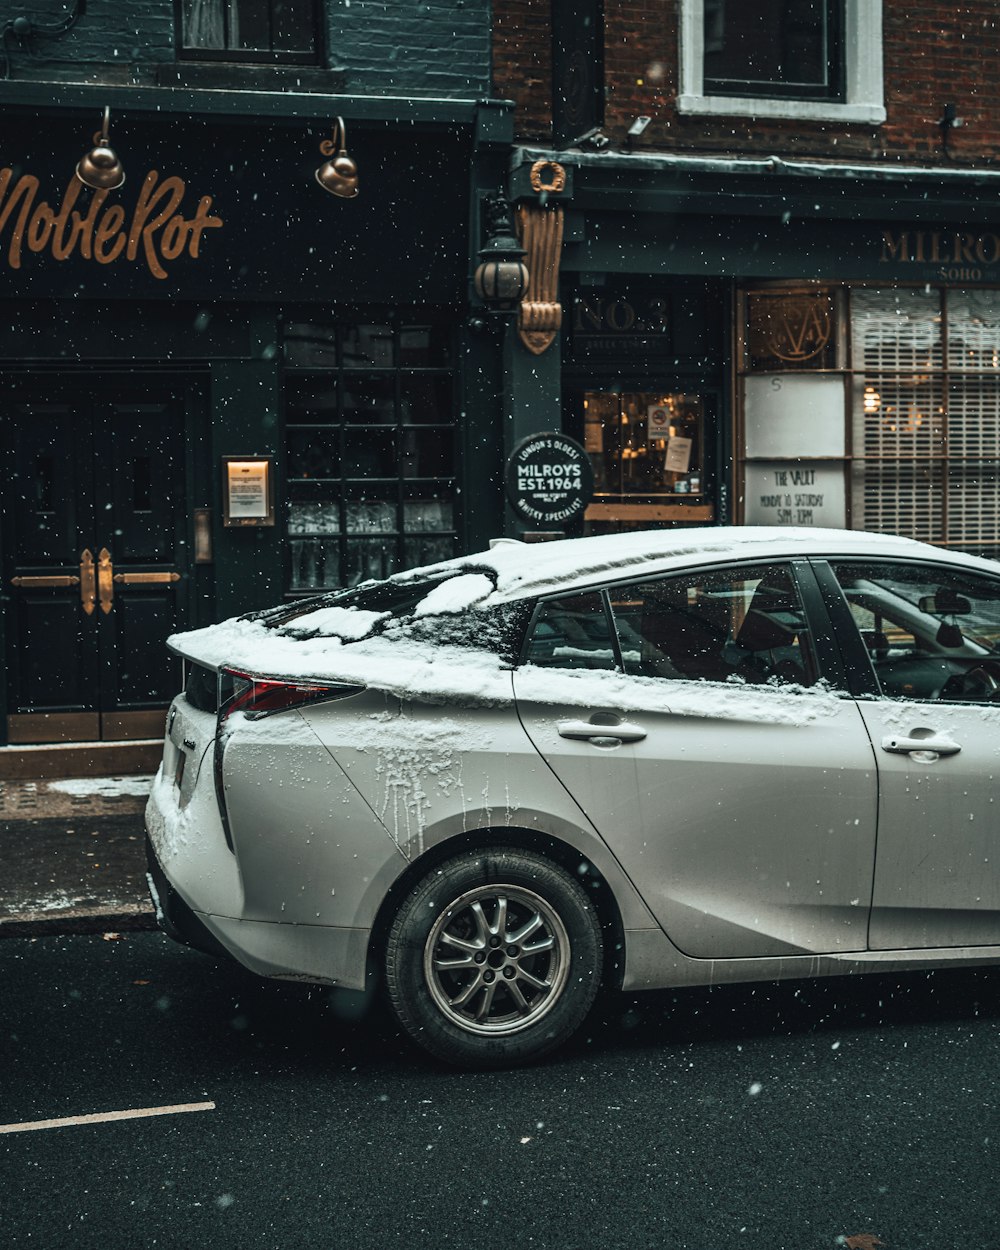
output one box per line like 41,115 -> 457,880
223,456 -> 275,527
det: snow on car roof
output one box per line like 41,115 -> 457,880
169,526 -> 992,712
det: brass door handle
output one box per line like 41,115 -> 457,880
98,547 -> 113,615
80,548 -> 96,615
112,571 -> 181,585
11,574 -> 80,588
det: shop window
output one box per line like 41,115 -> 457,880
283,315 -> 457,594
178,0 -> 320,62
739,283 -> 1000,560
678,0 -> 885,123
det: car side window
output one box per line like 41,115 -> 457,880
830,561 -> 1000,702
525,592 -> 617,671
608,563 -> 819,687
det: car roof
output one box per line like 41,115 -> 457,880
406,526 -> 995,605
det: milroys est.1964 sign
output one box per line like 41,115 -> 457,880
505,432 -> 594,528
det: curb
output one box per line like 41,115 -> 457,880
0,902 -> 158,939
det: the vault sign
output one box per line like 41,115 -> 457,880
0,167 -> 223,279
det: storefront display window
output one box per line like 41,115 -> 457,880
282,315 -> 457,594
739,284 -> 1000,557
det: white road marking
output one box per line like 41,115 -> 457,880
0,1101 -> 216,1135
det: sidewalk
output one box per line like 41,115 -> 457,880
0,775 -> 158,937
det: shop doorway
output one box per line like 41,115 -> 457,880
1,375 -> 197,744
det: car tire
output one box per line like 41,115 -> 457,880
385,847 -> 603,1068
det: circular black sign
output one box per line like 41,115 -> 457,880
505,432 -> 594,527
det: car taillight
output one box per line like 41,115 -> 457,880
217,669 -> 363,730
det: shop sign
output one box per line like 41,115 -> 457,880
744,462 -> 845,528
0,167 -> 223,279
880,229 -> 1000,283
571,294 -> 671,354
505,432 -> 594,527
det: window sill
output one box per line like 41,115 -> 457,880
157,62 -> 345,94
677,94 -> 886,125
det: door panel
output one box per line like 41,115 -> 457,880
515,561 -> 879,959
826,558 -> 1000,949
2,377 -> 194,743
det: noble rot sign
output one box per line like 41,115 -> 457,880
0,167 -> 223,279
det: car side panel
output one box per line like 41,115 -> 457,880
300,675 -> 662,935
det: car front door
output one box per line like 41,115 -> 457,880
513,559 -> 879,960
821,557 -> 1000,950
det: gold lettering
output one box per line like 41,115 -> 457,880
954,233 -> 977,263
976,234 -> 1000,264
929,232 -> 943,263
0,167 -> 223,277
881,231 -> 910,262
94,204 -> 126,264
914,232 -> 926,263
187,196 -> 222,257
574,296 -> 603,332
0,170 -> 39,269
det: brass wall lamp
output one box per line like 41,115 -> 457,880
76,105 -> 125,191
315,117 -> 358,198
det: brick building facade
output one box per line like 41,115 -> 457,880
492,1 -> 1000,547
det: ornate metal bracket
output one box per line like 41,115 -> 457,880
516,163 -> 567,356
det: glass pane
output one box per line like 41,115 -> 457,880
609,564 -> 817,686
400,375 -> 453,424
287,376 -> 337,423
586,391 -> 704,498
345,537 -> 398,586
288,429 -> 337,479
343,429 -> 395,477
342,376 -> 395,425
526,593 -> 616,670
399,324 -> 452,367
399,428 -> 454,478
284,322 -> 337,367
403,535 -> 457,569
344,500 -> 396,535
745,289 -> 836,371
703,0 -> 838,97
343,324 -> 393,368
831,561 -> 1000,702
403,495 -> 454,532
851,288 -> 943,373
853,374 -> 944,461
287,500 -> 340,535
948,290 -> 1000,371
851,458 -> 944,543
289,537 -> 339,592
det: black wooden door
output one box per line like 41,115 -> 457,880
3,377 -> 192,744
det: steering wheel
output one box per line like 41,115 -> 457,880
942,665 -> 1000,701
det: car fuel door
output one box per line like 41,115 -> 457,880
514,562 -> 879,960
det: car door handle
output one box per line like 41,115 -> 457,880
557,718 -> 647,744
881,733 -> 961,758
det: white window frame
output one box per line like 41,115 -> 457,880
678,0 -> 885,124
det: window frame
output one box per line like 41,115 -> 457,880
175,0 -> 324,65
678,0 -> 885,124
519,558 -> 846,688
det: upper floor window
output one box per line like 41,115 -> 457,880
679,0 -> 884,123
179,0 -> 320,63
703,0 -> 842,101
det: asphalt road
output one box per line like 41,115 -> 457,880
2,931 -> 1000,1250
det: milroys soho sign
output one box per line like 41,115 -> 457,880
0,168 -> 223,279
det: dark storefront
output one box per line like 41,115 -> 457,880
0,89 -> 512,754
506,147 -> 1000,552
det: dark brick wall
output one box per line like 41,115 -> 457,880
0,0 -> 491,97
494,0 -> 1000,165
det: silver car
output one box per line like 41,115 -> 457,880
146,526 -> 1000,1067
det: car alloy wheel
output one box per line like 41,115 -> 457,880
385,848 -> 603,1067
423,884 -> 571,1036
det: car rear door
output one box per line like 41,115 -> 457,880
513,559 -> 879,960
818,557 -> 1000,950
